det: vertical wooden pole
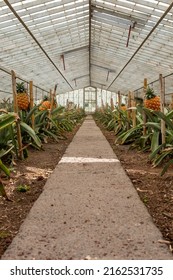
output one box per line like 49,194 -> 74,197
49,89 -> 53,111
29,81 -> 34,129
110,97 -> 114,110
50,84 -> 57,111
66,99 -> 69,109
131,92 -> 136,128
117,91 -> 121,125
47,89 -> 53,129
117,91 -> 121,109
127,91 -> 131,130
143,78 -> 147,135
11,70 -> 23,160
160,74 -> 166,145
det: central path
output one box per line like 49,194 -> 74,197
2,116 -> 172,259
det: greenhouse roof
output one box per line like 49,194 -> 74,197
1,0 -> 173,97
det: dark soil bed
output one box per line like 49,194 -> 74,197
0,123 -> 81,258
98,123 -> 173,255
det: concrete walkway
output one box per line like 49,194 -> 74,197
2,116 -> 173,259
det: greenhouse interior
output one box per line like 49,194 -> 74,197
1,0 -> 173,261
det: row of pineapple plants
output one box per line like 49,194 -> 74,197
0,82 -> 85,199
94,87 -> 173,176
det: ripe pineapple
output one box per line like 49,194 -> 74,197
16,82 -> 30,110
144,87 -> 160,111
120,103 -> 127,111
39,96 -> 51,111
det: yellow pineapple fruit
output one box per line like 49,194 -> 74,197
144,87 -> 160,111
16,82 -> 29,110
120,103 -> 127,111
39,96 -> 51,111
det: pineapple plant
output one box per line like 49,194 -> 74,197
16,82 -> 30,110
144,87 -> 160,111
39,96 -> 51,111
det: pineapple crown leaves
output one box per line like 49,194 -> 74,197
43,95 -> 49,101
16,82 -> 26,93
145,86 -> 156,100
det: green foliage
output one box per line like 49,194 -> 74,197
17,184 -> 30,192
0,159 -> 10,200
16,82 -> 26,93
0,159 -> 10,177
0,231 -> 10,238
0,106 -> 85,166
95,104 -> 173,175
145,86 -> 155,99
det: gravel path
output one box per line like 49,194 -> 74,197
2,116 -> 172,259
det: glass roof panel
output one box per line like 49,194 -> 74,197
0,0 -> 173,100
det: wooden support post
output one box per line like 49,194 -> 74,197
11,70 -> 23,160
117,91 -> 121,125
131,92 -> 136,128
143,78 -> 147,135
117,91 -> 121,110
110,97 -> 114,110
50,84 -> 57,111
29,81 -> 34,129
160,74 -> 166,145
127,91 -> 131,130
66,98 -> 69,109
49,89 -> 53,111
47,87 -> 56,130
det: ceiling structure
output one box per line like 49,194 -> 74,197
1,0 -> 173,99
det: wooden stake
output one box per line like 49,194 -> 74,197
50,84 -> 57,111
127,91 -> 131,130
131,92 -> 136,128
110,97 -> 114,110
11,70 -> 23,160
160,74 -> 166,145
144,78 -> 147,89
29,81 -> 34,129
47,89 -> 53,130
117,91 -> 121,109
117,91 -> 121,125
143,78 -> 147,135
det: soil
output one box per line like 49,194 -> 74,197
1,118 -> 173,258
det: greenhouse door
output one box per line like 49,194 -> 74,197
84,87 -> 97,113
